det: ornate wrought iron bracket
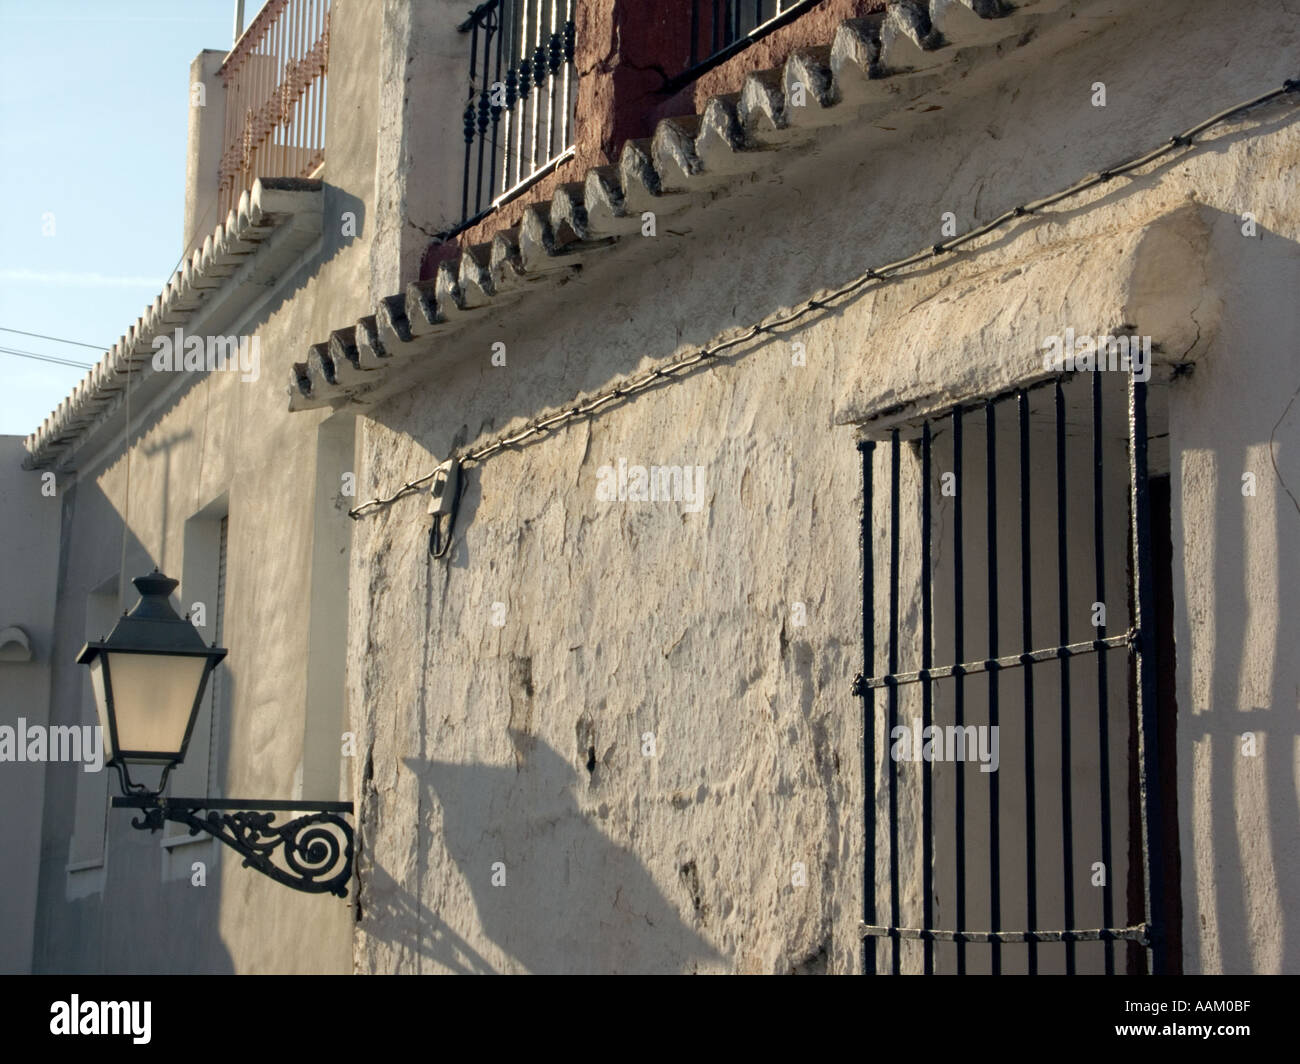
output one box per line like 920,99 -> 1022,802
112,795 -> 355,897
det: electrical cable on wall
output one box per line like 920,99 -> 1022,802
349,76 -> 1300,531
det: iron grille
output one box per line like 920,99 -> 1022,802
854,371 -> 1169,974
452,0 -> 577,239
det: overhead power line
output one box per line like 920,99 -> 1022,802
0,326 -> 107,351
0,345 -> 95,370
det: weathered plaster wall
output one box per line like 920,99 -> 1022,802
426,0 -> 885,270
350,0 -> 1299,973
0,436 -> 61,973
29,0 -> 381,974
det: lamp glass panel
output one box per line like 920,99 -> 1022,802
105,652 -> 208,757
87,656 -> 115,760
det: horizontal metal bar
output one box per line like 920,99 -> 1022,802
459,0 -> 501,33
854,631 -> 1133,691
113,796 -> 354,813
859,923 -> 1150,945
441,145 -> 576,243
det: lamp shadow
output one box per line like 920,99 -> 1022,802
360,738 -> 723,973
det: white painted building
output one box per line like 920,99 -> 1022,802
5,0 -> 1297,974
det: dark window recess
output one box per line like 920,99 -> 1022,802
853,372 -> 1177,974
448,0 -> 577,240
666,0 -> 824,94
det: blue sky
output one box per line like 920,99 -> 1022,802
0,1 -> 265,437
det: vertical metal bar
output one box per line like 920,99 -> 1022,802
689,0 -> 699,74
311,0 -> 319,168
498,0 -> 512,193
280,0 -> 290,176
1055,380 -> 1077,975
294,3 -> 302,175
1093,371 -> 1115,974
287,0 -> 297,176
489,0 -> 507,202
530,1 -> 542,175
476,11 -> 494,214
463,17 -> 479,222
1018,390 -> 1039,975
986,400 -> 1002,975
952,406 -> 967,975
712,0 -> 721,56
293,10 -> 302,175
888,429 -> 902,975
859,440 -> 876,976
543,0 -> 555,161
256,17 -> 269,185
277,3 -> 286,175
560,0 -> 574,151
921,421 -> 934,974
294,0 -> 304,174
270,8 -> 279,177
317,0 -> 328,168
247,22 -> 259,191
1128,373 -> 1166,975
511,1 -> 524,190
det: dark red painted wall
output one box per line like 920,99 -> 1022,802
422,0 -> 888,277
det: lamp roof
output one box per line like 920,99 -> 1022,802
76,569 -> 227,662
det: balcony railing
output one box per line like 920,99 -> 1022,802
450,0 -> 577,239
668,0 -> 823,93
218,0 -> 331,219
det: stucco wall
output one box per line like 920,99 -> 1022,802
0,436 -> 62,973
23,0 -> 1298,976
347,0 -> 1299,973
29,0 -> 380,974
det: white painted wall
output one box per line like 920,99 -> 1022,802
346,0 -> 1299,973
21,0 -> 1299,975
0,436 -> 62,973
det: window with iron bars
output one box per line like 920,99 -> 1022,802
451,0 -> 577,239
854,370 -> 1180,974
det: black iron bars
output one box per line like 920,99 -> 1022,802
856,373 -> 1161,974
453,0 -> 577,238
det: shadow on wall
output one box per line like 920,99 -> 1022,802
33,497 -> 237,973
1168,203 -> 1300,974
360,738 -> 722,973
1183,378 -> 1300,973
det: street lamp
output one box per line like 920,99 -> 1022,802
79,570 -> 354,897
78,571 -> 226,786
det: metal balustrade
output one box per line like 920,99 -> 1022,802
670,0 -> 823,92
217,0 -> 331,219
453,0 -> 577,238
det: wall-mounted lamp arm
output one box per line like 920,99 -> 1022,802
112,795 -> 355,897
